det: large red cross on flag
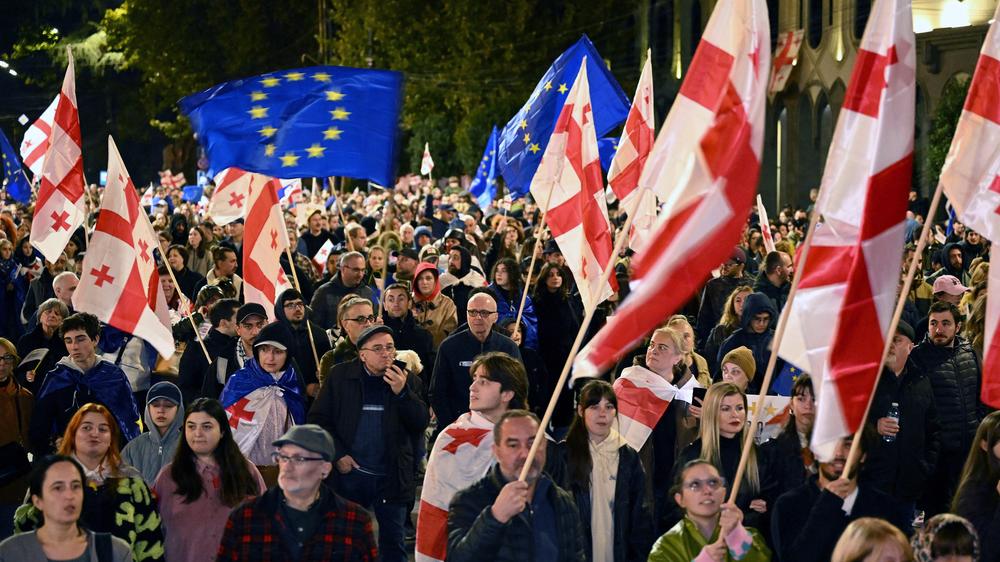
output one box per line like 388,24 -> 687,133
573,0 -> 770,377
243,173 -> 293,321
30,50 -> 86,264
530,58 -> 617,313
19,95 -> 58,181
608,54 -> 657,250
73,137 -> 174,358
778,0 -> 914,460
939,4 -> 1000,407
208,167 -> 253,225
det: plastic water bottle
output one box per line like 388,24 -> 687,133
884,402 -> 900,443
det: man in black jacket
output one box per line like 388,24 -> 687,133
309,251 -> 375,330
695,247 -> 753,345
771,432 -> 911,562
275,288 -> 331,398
176,298 -> 240,401
430,291 -> 521,430
910,300 -> 982,516
307,324 -> 428,562
863,320 -> 940,510
381,283 -> 434,380
752,250 -> 792,316
447,410 -> 586,562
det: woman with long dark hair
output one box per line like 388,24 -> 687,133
952,411 -> 1000,560
0,455 -> 131,561
153,398 -> 265,562
488,257 -> 538,350
555,380 -> 653,562
185,224 -> 215,277
760,375 -> 816,499
703,285 -> 752,377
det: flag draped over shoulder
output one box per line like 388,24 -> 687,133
573,0 -> 770,377
778,0 -> 914,460
415,411 -> 495,562
31,50 -> 86,263
179,65 -> 403,187
498,35 -> 629,199
529,59 -> 616,314
1,129 -> 31,204
468,126 -> 499,209
611,366 -> 678,451
73,137 -> 174,359
938,4 -> 1000,407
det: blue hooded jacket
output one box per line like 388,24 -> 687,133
716,292 -> 779,394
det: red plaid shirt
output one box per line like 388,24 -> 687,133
217,486 -> 377,561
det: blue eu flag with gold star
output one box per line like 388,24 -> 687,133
179,66 -> 404,187
773,361 -> 803,396
0,129 -> 31,204
498,35 -> 629,199
468,125 -> 499,209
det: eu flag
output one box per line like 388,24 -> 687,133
598,136 -> 620,173
468,126 -> 499,209
498,35 -> 629,199
0,129 -> 31,203
773,361 -> 804,396
179,66 -> 404,188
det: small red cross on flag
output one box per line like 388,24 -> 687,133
768,29 -> 805,94
208,167 -> 253,226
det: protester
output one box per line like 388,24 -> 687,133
909,513 -> 979,562
666,315 -> 711,387
753,250 -> 792,314
15,298 -> 68,396
176,298 -> 240,401
411,261 -> 458,348
951,411 -> 1000,560
121,381 -> 184,484
720,346 -> 756,393
489,257 -> 538,350
15,403 -> 165,560
716,292 -> 778,393
380,283 -> 434,380
153,398 -> 265,562
831,517 -> 913,562
204,246 -> 243,296
0,338 -> 32,538
185,224 -> 215,277
0,455 -> 131,561
695,248 -> 753,345
648,460 -> 771,561
165,244 -> 205,301
761,375 -> 816,499
310,251 -> 375,330
446,410 -> 586,562
274,288 -> 330,397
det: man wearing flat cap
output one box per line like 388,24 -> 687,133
218,424 -> 378,561
308,324 -> 429,562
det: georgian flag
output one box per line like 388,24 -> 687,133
421,142 -> 434,176
757,194 -> 777,253
611,366 -> 678,451
243,173 -> 293,320
19,95 -> 58,180
208,167 -> 253,226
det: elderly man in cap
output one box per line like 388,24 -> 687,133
308,324 -> 429,562
218,424 -> 378,561
695,247 -> 754,346
221,322 -> 308,467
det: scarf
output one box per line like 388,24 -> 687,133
590,429 -> 623,562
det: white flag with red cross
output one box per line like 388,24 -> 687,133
19,95 -> 58,180
757,194 -> 777,253
158,169 -> 186,189
938,4 -> 1000,407
530,58 -> 617,314
574,0 -> 770,377
421,142 -> 434,177
611,366 -> 678,451
243,173 -> 293,321
415,411 -> 495,562
778,0 -> 914,460
608,54 -> 657,250
208,167 -> 253,226
73,136 -> 174,358
30,50 -> 87,264
768,29 -> 805,94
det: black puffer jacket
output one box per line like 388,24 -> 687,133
909,335 -> 981,453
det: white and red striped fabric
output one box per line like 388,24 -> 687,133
530,58 -> 616,313
73,136 -> 174,358
574,0 -> 770,377
757,194 -> 777,253
243,173 -> 293,321
768,29 -> 805,94
421,142 -> 434,177
208,167 -> 253,225
415,411 -> 495,562
938,4 -> 1000,407
778,0 -> 914,460
19,95 -> 58,180
611,366 -> 678,451
608,55 -> 657,250
158,169 -> 186,189
30,51 -> 87,264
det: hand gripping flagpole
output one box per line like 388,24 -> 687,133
728,210 -> 821,502
518,189 -> 643,482
284,245 -> 322,391
159,251 -> 212,363
841,179 -> 946,478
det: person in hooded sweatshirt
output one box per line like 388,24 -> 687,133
442,245 -> 486,324
121,381 -> 184,484
716,293 -> 779,394
274,288 -> 331,399
926,241 -> 970,286
220,322 -> 307,467
28,312 -> 140,456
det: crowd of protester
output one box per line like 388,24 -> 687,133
0,179 -> 991,561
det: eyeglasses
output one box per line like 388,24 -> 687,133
272,452 -> 326,465
345,315 -> 376,324
0,355 -> 14,364
342,266 -> 366,273
684,477 -> 726,492
361,344 -> 396,354
647,343 -> 673,354
467,309 -> 497,319
283,301 -> 305,309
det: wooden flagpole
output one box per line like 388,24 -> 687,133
160,254 -> 212,363
511,186 -> 556,342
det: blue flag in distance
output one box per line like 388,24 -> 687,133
469,125 -> 499,209
179,65 -> 404,188
0,129 -> 31,203
497,35 -> 630,199
598,136 -> 620,173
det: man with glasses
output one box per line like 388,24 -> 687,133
431,290 -> 521,430
15,298 -> 69,396
309,324 -> 429,562
275,288 -> 331,398
317,296 -> 376,387
310,251 -> 376,330
218,424 -> 378,561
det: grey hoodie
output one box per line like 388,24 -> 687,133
121,382 -> 184,483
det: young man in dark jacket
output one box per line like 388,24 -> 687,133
380,283 -> 434,383
447,410 -> 586,562
307,324 -> 428,562
176,298 -> 240,401
275,288 -> 331,398
716,292 -> 778,392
